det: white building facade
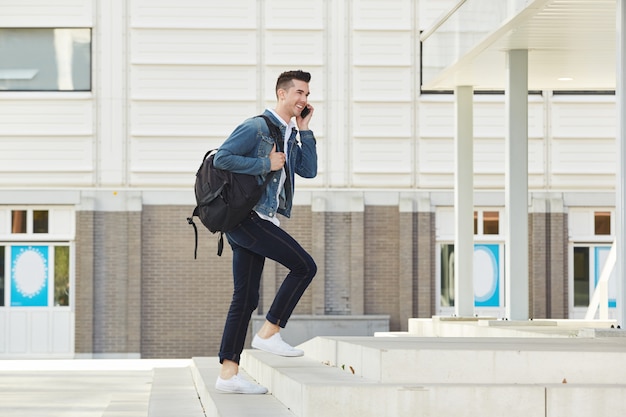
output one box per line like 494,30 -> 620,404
0,0 -> 618,358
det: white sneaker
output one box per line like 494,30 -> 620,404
215,374 -> 268,394
251,333 -> 304,357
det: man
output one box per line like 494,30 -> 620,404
212,70 -> 318,394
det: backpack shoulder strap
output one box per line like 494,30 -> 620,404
257,114 -> 283,147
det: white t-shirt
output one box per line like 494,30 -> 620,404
256,109 -> 295,226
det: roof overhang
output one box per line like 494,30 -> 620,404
421,0 -> 617,91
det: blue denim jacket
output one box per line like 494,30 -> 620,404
213,110 -> 317,219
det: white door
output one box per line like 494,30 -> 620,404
438,242 -> 506,318
1,244 -> 74,357
570,244 -> 617,319
0,207 -> 75,358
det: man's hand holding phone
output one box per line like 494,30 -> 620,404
298,104 -> 313,130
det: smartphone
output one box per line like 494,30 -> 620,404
300,106 -> 310,118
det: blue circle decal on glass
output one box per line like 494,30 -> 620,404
11,246 -> 49,307
473,244 -> 500,307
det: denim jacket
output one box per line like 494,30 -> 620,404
213,110 -> 317,219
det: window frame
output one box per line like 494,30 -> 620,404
0,27 -> 92,92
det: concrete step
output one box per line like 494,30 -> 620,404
240,349 -> 411,417
147,367 -> 205,417
298,335 -> 626,384
101,397 -> 148,417
240,348 -> 555,417
191,357 -> 296,417
406,317 -> 621,338
239,338 -> 626,417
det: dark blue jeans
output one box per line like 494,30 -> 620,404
218,212 -> 317,364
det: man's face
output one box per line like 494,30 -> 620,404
279,79 -> 310,118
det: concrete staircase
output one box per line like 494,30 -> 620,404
143,318 -> 626,417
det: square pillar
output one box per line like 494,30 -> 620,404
505,49 -> 529,320
616,0 -> 626,326
454,85 -> 474,317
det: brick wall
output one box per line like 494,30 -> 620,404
364,206 -> 402,330
416,211 -> 436,318
530,212 -> 568,319
92,211 -> 142,354
141,205 -> 233,358
75,205 -> 568,358
74,211 -> 94,354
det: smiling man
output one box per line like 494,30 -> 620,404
212,70 -> 318,394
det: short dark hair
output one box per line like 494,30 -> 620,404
275,70 -> 311,96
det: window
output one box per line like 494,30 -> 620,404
439,242 -> 504,309
473,209 -> 502,235
10,209 -> 49,235
11,210 -> 27,233
594,211 -> 611,236
440,244 -> 455,307
33,210 -> 49,234
483,211 -> 499,235
0,246 -> 4,306
54,246 -> 70,306
0,28 -> 91,91
573,247 -> 590,307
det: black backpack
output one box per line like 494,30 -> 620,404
187,115 -> 282,258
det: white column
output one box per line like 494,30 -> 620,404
616,0 -> 626,327
505,50 -> 529,320
327,0 -> 349,187
454,86 -> 474,317
95,0 -> 128,185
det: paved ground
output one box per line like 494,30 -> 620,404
0,359 -> 190,417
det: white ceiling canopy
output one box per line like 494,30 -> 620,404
421,0 -> 617,91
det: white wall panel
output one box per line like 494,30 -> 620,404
474,138 -> 504,174
131,137 -> 220,174
474,101 -> 505,138
528,138 -> 545,176
528,100 -> 545,139
0,209 -> 7,234
0,136 -> 92,171
552,100 -> 616,138
0,98 -> 92,136
550,173 -> 615,189
264,31 -> 325,65
551,138 -> 616,174
9,311 -> 27,353
130,101 -> 258,137
131,0 -> 257,29
353,0 -> 413,30
265,1 -> 325,29
352,138 -> 412,173
131,65 -> 258,100
352,173 -> 412,187
131,29 -> 257,65
0,0 -> 92,27
352,67 -> 413,101
353,103 -> 412,137
419,99 -> 454,138
419,138 -> 454,173
52,311 -> 72,353
30,311 -> 49,353
569,209 -> 593,237
49,208 -> 75,237
352,31 -> 413,66
0,311 -> 4,352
